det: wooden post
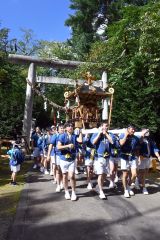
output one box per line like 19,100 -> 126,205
102,71 -> 108,120
108,94 -> 113,128
23,63 -> 36,146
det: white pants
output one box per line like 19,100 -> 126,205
33,147 -> 40,158
51,155 -> 56,164
85,157 -> 94,166
94,157 -> 109,175
120,158 -> 137,171
138,157 -> 150,169
60,159 -> 75,174
10,164 -> 20,173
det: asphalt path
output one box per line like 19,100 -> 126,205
8,169 -> 160,240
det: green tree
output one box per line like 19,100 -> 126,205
0,26 -> 38,137
35,40 -> 77,125
87,1 -> 160,134
15,29 -> 40,56
65,0 -> 150,58
65,0 -> 109,58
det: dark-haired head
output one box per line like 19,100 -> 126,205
127,124 -> 136,130
64,121 -> 74,129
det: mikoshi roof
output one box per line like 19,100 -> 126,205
66,83 -> 111,102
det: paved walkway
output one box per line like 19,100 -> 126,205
8,169 -> 160,240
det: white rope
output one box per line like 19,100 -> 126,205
26,78 -> 66,111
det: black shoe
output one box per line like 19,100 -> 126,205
12,182 -> 17,186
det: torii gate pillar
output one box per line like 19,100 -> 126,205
23,63 -> 36,145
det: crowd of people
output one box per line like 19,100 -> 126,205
29,121 -> 160,201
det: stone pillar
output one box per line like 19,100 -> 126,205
23,63 -> 36,146
102,71 -> 108,120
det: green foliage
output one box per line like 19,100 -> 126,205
38,40 -> 78,60
15,29 -> 40,56
65,0 -> 150,58
0,62 -> 26,137
65,0 -> 102,58
107,0 -> 150,23
35,40 -> 78,126
0,27 -> 10,52
0,26 -> 29,137
87,1 -> 160,132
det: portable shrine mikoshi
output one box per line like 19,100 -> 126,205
64,72 -> 114,129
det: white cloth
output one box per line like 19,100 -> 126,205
138,157 -> 151,169
32,147 -> 40,158
94,157 -> 109,174
56,155 -> 61,166
120,158 -> 137,170
10,164 -> 20,173
60,159 -> 75,174
109,157 -> 119,164
51,155 -> 56,164
85,157 -> 94,166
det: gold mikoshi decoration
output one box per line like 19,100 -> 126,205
108,87 -> 114,94
64,91 -> 71,98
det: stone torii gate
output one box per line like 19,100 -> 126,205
8,54 -> 109,145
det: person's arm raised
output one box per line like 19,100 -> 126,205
92,128 -> 102,145
105,132 -> 113,144
119,130 -> 129,146
77,130 -> 83,143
